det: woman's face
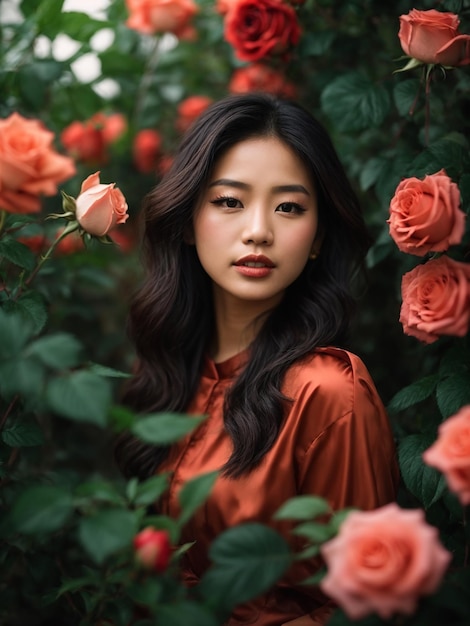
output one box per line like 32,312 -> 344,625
193,136 -> 320,313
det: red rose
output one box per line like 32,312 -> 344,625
132,129 -> 162,173
400,255 -> 470,344
224,0 -> 301,62
61,121 -> 107,165
229,63 -> 296,98
398,9 -> 470,67
176,95 -> 213,133
133,527 -> 171,572
388,169 -> 465,256
0,113 -> 76,214
423,405 -> 470,506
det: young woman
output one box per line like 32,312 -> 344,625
116,93 -> 399,625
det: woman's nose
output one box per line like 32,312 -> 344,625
241,207 -> 274,245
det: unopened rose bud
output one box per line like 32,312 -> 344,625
133,527 -> 171,572
75,171 -> 128,237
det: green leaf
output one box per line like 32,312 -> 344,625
0,308 -> 33,358
393,79 -> 421,117
1,419 -> 44,447
436,373 -> 470,419
178,471 -> 218,526
87,363 -> 131,378
298,31 -> 335,57
157,602 -> 219,626
200,523 -> 291,610
291,521 -> 335,543
134,474 -> 170,507
398,434 -> 447,508
3,291 -> 48,335
321,73 -> 391,132
274,495 -> 331,521
27,333 -> 82,369
78,509 -> 138,565
0,236 -> 35,271
46,370 -> 112,426
359,156 -> 389,192
8,485 -> 73,534
0,357 -> 45,399
131,413 -> 205,445
74,480 -> 126,506
387,375 -> 438,413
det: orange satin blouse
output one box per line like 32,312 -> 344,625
158,347 -> 399,625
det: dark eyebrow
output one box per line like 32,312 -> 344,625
208,179 -> 311,196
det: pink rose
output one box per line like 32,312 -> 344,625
75,172 -> 128,237
125,0 -> 198,37
400,255 -> 470,344
320,503 -> 451,620
398,9 -> 470,67
0,113 -> 76,214
423,405 -> 470,505
388,169 -> 465,256
133,527 -> 171,572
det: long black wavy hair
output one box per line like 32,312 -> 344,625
115,93 -> 372,480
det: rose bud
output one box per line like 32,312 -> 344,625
75,171 -> 128,237
133,527 -> 171,572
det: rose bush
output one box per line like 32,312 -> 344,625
388,169 -> 465,256
75,171 -> 129,237
0,113 -> 75,213
398,8 -> 470,67
320,503 -> 451,620
223,0 -> 301,62
423,405 -> 470,505
125,0 -> 199,37
133,527 -> 172,572
399,255 -> 470,344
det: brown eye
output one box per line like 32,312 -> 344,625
276,202 -> 305,214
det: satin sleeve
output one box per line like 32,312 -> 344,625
282,349 -> 399,624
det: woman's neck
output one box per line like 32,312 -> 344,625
210,289 -> 281,363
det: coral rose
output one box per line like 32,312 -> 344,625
388,169 -> 465,256
0,113 -> 76,214
91,112 -> 127,144
224,0 -> 301,62
61,121 -> 107,164
125,0 -> 198,37
229,63 -> 296,98
399,9 -> 470,67
133,527 -> 171,572
320,503 -> 451,620
400,256 -> 470,344
75,172 -> 128,237
132,129 -> 162,173
423,405 -> 470,505
176,95 -> 213,133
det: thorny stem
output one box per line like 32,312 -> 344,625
133,36 -> 162,127
15,220 -> 80,300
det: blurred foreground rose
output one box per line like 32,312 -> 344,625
229,63 -> 296,98
176,95 -> 213,133
75,172 -> 128,237
133,527 -> 171,572
125,0 -> 198,37
423,405 -> 470,505
400,255 -> 470,344
224,0 -> 301,62
133,129 -> 162,173
399,9 -> 470,67
0,112 -> 76,214
54,227 -> 85,255
320,503 -> 451,620
388,169 -> 465,256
